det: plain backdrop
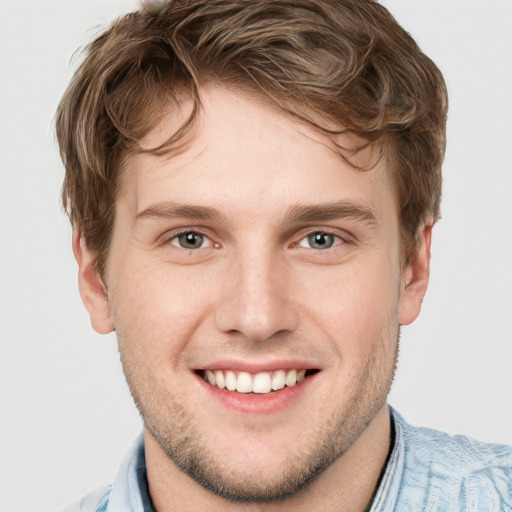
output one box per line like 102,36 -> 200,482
0,1 -> 511,511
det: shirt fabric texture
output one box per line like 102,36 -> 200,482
60,408 -> 512,511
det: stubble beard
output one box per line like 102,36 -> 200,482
120,334 -> 399,504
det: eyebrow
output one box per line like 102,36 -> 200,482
284,201 -> 378,226
136,202 -> 226,222
136,200 -> 378,225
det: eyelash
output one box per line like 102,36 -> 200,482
161,230 -> 216,250
161,228 -> 347,251
296,231 -> 346,250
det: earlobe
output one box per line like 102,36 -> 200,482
73,230 -> 114,335
398,222 -> 433,326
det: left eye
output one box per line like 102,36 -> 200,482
171,232 -> 211,249
299,232 -> 338,250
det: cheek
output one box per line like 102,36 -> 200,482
297,257 -> 400,356
109,262 -> 215,359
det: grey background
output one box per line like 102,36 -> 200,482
0,1 -> 511,511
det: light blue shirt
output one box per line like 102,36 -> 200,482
61,408 -> 512,511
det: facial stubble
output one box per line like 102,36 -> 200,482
118,331 -> 399,504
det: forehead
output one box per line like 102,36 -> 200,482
120,87 -> 396,223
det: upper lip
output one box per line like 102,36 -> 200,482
194,359 -> 322,373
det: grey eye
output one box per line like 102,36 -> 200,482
306,232 -> 335,249
176,232 -> 205,249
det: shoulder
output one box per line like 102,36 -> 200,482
58,485 -> 111,512
399,412 -> 512,476
56,433 -> 147,512
393,410 -> 512,511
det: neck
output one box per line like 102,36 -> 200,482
145,404 -> 392,512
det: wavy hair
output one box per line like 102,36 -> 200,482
56,0 -> 447,273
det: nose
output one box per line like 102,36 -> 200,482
215,248 -> 299,342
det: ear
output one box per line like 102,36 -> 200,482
398,221 -> 433,325
73,229 -> 114,334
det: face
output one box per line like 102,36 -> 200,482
77,87 -> 429,503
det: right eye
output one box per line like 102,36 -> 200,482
299,232 -> 337,250
170,231 -> 211,250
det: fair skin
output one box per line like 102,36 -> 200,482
75,87 -> 431,511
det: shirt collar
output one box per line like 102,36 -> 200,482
369,406 -> 405,512
105,433 -> 154,512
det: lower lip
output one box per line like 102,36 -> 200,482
195,373 -> 317,414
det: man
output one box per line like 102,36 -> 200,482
55,0 -> 512,510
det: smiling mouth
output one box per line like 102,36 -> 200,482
197,369 -> 319,395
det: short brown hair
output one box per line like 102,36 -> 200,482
56,0 -> 447,273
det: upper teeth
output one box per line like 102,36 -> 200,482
203,369 -> 307,394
